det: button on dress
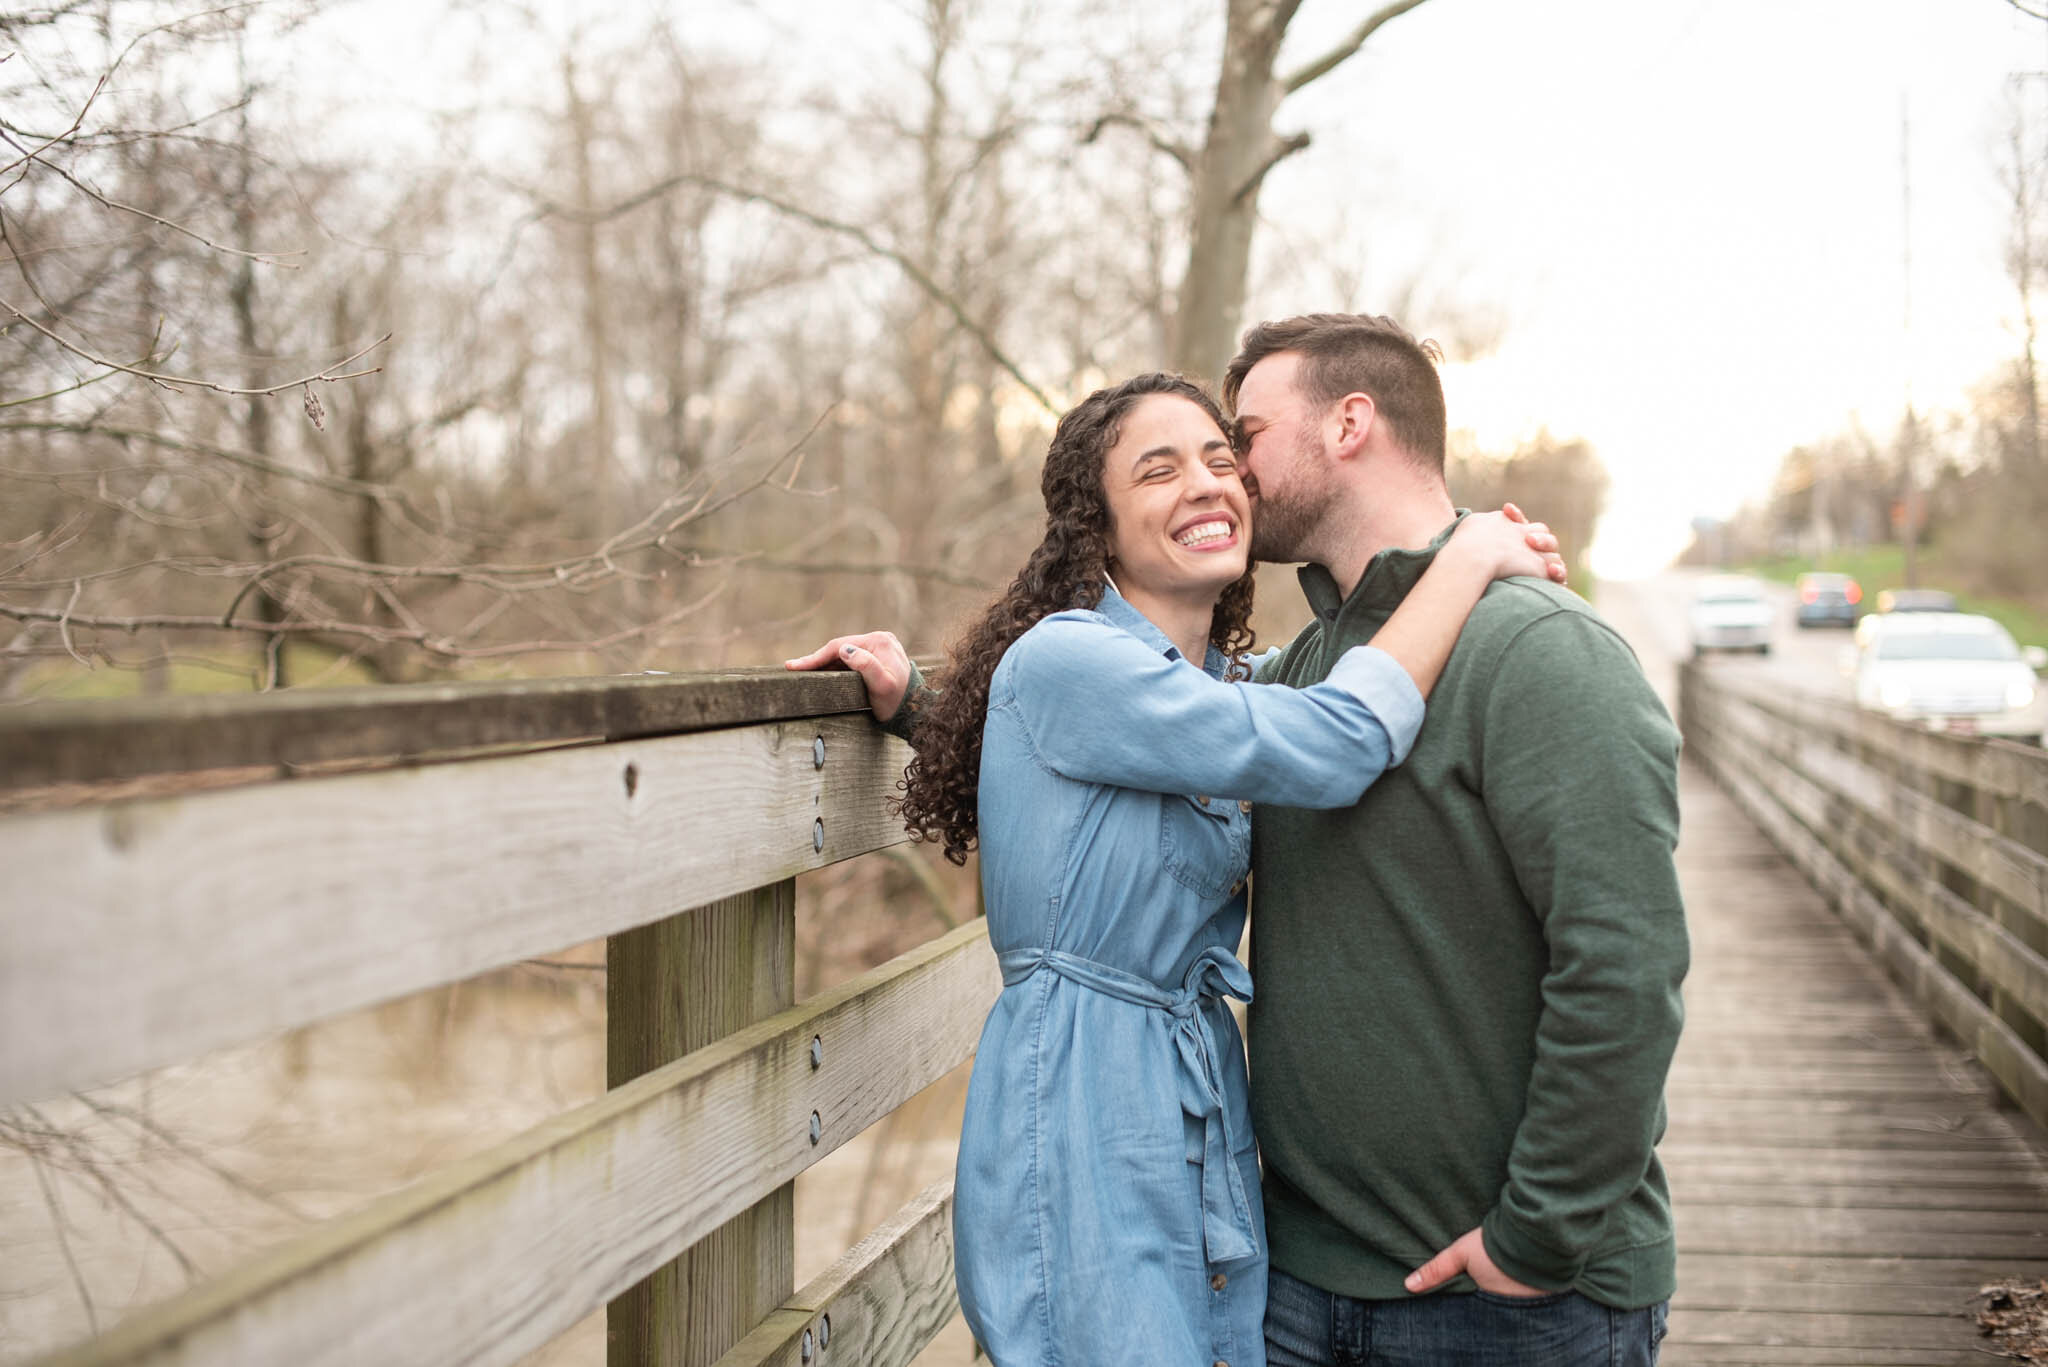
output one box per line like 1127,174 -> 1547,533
953,587 -> 1423,1366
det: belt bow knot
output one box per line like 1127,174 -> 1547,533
997,943 -> 1258,1264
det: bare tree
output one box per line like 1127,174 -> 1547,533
1448,429 -> 1610,582
1173,0 -> 1433,383
1997,79 -> 2046,478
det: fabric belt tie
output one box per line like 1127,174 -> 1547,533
996,943 -> 1259,1265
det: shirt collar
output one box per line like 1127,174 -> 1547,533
1297,511 -> 1469,621
1094,583 -> 1230,678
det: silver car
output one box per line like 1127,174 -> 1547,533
1689,576 -> 1774,656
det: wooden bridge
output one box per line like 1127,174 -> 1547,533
1669,663 -> 2048,1363
1,647 -> 2044,1365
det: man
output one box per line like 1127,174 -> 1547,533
789,313 -> 1687,1366
1222,314 -> 1685,1366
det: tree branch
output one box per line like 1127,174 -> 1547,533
1233,131 -> 1313,206
529,172 -> 1058,416
0,70 -> 105,192
0,590 -> 725,662
1280,0 -> 1433,95
0,412 -> 841,667
70,1091 -> 312,1221
703,554 -> 992,590
1081,112 -> 1193,172
1,123 -> 301,263
210,431 -> 812,620
0,301 -> 389,399
0,420 -> 489,544
19,1100 -> 198,1281
0,355 -> 136,409
22,1131 -> 98,1335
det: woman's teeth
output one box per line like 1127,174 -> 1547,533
1175,521 -> 1232,547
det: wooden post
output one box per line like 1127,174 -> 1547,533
607,881 -> 797,1365
1975,760 -> 2048,1063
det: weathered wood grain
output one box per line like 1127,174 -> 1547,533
1666,1066 -> 1998,1102
1,715 -> 910,1104
1701,666 -> 2048,814
1665,1149 -> 2048,1191
1661,1348 -> 1994,1366
32,920 -> 1000,1367
1743,768 -> 2048,1124
1664,1093 -> 2032,1148
0,667 -> 877,791
712,1181 -> 959,1367
1676,1203 -> 2048,1259
1854,830 -> 2048,1028
1688,682 -> 2048,1128
1664,741 -> 2048,1364
1786,728 -> 2048,942
1671,1308 -> 1993,1349
607,882 -> 796,1367
1674,1252 -> 2048,1297
1671,1179 -> 2048,1210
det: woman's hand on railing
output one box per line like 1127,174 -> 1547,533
785,631 -> 914,722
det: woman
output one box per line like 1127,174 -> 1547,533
789,373 -> 1561,1365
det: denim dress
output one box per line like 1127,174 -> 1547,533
953,587 -> 1423,1367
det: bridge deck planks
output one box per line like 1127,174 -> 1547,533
1665,760 -> 2048,1363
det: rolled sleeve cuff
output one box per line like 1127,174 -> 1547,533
879,661 -> 928,743
1481,1206 -> 1584,1292
1325,645 -> 1425,765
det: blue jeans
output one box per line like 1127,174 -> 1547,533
1265,1267 -> 1668,1367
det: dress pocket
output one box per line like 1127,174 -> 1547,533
1158,792 -> 1248,897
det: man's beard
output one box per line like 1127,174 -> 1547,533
1248,430 -> 1333,564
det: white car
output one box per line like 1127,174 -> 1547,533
1689,576 -> 1774,656
1853,612 -> 2047,738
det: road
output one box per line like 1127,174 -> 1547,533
1596,571 -> 2048,747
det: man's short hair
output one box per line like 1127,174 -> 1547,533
1222,313 -> 1448,471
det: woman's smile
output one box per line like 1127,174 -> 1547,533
1172,516 -> 1239,550
1103,394 -> 1254,618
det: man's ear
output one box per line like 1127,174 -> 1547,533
1330,392 -> 1377,461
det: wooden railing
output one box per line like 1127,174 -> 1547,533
0,669 -> 1000,1367
1678,661 -> 2048,1131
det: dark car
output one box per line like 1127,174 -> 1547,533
1874,587 -> 1958,615
1795,572 -> 1862,628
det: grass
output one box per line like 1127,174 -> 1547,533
12,644 -> 387,703
1742,544 -> 2048,649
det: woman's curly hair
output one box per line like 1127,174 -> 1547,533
896,372 -> 1257,865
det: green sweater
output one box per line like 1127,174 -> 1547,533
1249,519 -> 1688,1308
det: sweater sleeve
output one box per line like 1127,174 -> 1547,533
878,661 -> 928,743
999,614 -> 1422,807
1474,610 -> 1690,1289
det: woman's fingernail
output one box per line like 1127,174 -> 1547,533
841,644 -> 857,656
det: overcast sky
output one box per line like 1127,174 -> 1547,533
304,0 -> 2040,577
1255,0 -> 2040,574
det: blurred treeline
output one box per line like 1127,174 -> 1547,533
1447,431 -> 1608,589
1684,357 -> 2044,608
1,0 -> 1609,698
